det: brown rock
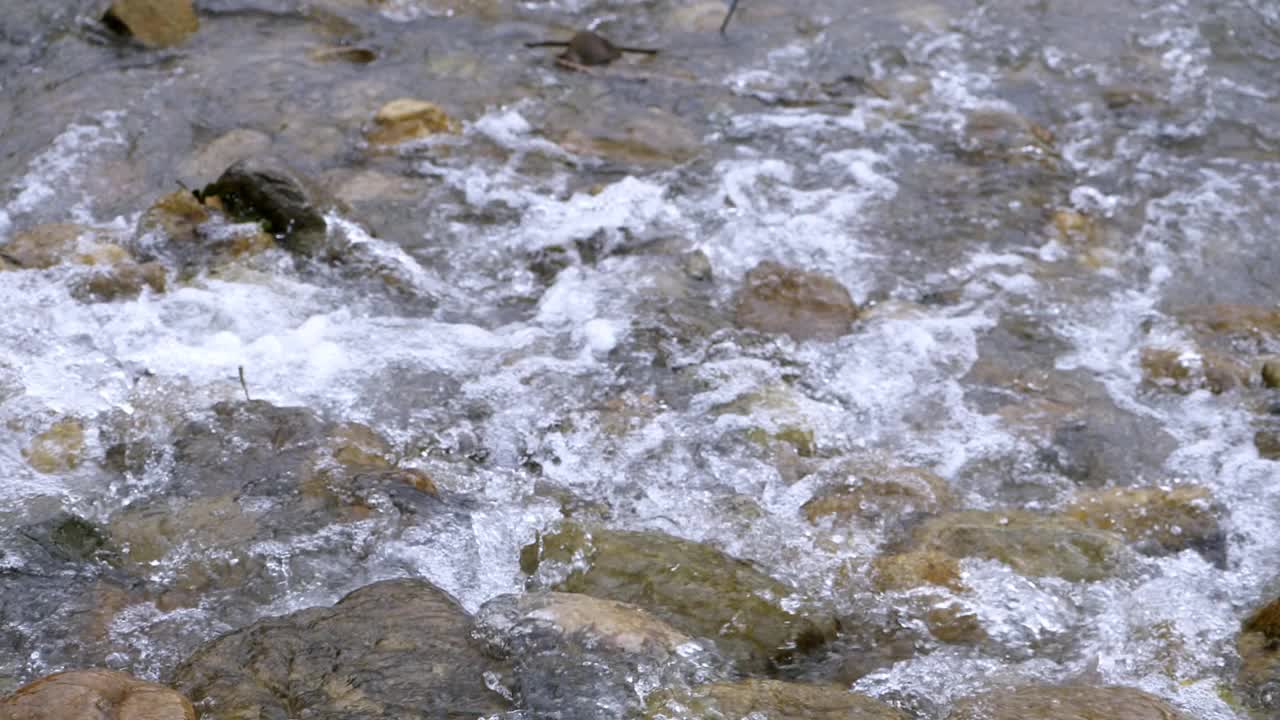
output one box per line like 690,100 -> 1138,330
0,223 -> 121,270
872,550 -> 965,592
910,510 -> 1130,582
1062,485 -> 1225,563
74,261 -> 167,302
23,419 -> 85,474
0,668 -> 195,720
1238,595 -> 1280,714
804,460 -> 954,525
735,261 -> 859,341
948,685 -> 1187,720
646,679 -> 910,720
366,99 -> 459,146
172,579 -> 510,719
1263,359 -> 1280,389
104,0 -> 199,48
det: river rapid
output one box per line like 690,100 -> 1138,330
2,1 -> 1279,719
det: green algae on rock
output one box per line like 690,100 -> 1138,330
172,579 -> 510,720
1,668 -> 195,720
909,510 -> 1130,582
521,523 -> 838,672
947,685 -> 1188,720
644,679 -> 911,720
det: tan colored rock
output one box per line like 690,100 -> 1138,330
478,591 -> 692,657
1262,358 -> 1280,389
948,685 -> 1187,720
805,461 -> 954,524
366,99 -> 459,146
553,108 -> 701,167
1139,346 -> 1251,394
1178,304 -> 1280,342
23,419 -> 85,474
0,668 -> 195,720
735,261 -> 859,341
664,1 -> 731,32
74,262 -> 167,302
872,550 -> 965,592
646,679 -> 910,720
1062,485 -> 1224,560
0,223 -> 121,270
910,510 -> 1130,582
105,0 -> 199,48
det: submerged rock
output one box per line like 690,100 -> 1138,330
1062,485 -> 1225,565
1237,595 -> 1280,715
23,418 -> 85,474
947,685 -> 1187,719
172,579 -> 510,719
803,458 -> 954,539
0,669 -> 194,720
476,591 -> 720,718
136,190 -> 274,272
521,524 -> 837,672
644,679 -> 910,720
199,157 -> 330,256
735,261 -> 860,341
0,223 -> 123,270
908,510 -> 1130,582
103,0 -> 199,48
366,98 -> 459,146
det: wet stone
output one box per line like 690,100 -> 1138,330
199,157 -> 330,256
521,523 -> 838,672
172,579 -> 510,720
179,129 -> 272,181
23,418 -> 85,474
645,679 -> 910,720
475,591 -> 721,719
735,261 -> 860,341
0,223 -> 125,270
1238,596 -> 1280,715
872,549 -> 965,592
909,510 -> 1130,582
136,190 -> 275,272
947,685 -> 1188,720
366,98 -> 459,146
0,669 -> 195,720
104,0 -> 199,48
803,458 -> 954,537
1062,485 -> 1226,565
72,261 -> 166,302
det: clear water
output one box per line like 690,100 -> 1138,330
2,1 -> 1279,717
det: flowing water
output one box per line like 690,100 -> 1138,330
2,0 -> 1279,718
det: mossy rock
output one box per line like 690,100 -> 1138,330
909,510 -> 1130,582
948,685 -> 1188,719
644,679 -> 910,720
23,419 -> 86,474
804,461 -> 954,525
872,550 -> 965,592
104,0 -> 198,48
366,98 -> 460,146
1062,485 -> 1225,564
1237,596 -> 1280,715
521,524 -> 837,671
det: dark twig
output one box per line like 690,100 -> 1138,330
720,0 -> 741,34
238,365 -> 251,401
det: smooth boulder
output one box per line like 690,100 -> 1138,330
171,579 -> 510,719
521,524 -> 837,672
735,261 -> 860,341
104,0 -> 198,48
0,669 -> 194,720
947,685 -> 1187,719
199,157 -> 329,256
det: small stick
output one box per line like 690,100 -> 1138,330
720,0 -> 741,34
238,365 -> 251,401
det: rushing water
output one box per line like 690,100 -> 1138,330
2,0 -> 1279,718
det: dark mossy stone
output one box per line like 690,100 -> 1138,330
172,579 -> 511,719
200,157 -> 329,256
522,524 -> 838,672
